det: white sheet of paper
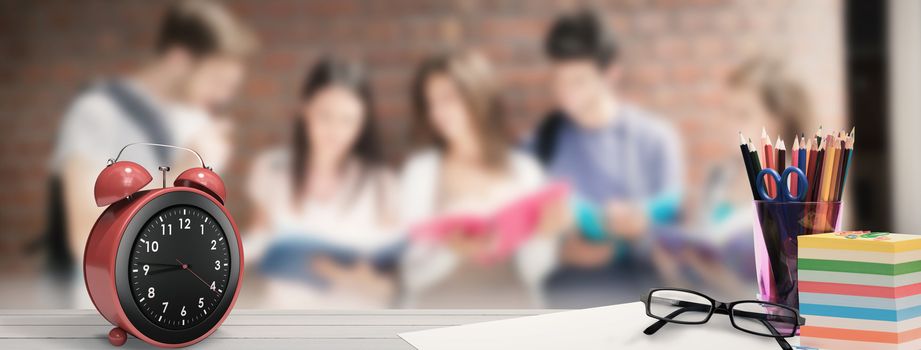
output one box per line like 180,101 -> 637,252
399,302 -> 804,350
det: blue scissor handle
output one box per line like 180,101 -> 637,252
756,167 -> 808,202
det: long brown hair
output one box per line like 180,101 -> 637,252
411,50 -> 510,169
728,56 -> 814,137
290,57 -> 381,207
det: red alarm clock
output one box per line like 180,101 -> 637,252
84,143 -> 243,347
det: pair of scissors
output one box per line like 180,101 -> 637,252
756,167 -> 808,202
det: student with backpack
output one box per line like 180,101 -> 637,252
48,0 -> 256,307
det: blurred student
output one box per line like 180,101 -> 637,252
645,56 -> 818,300
400,50 -> 559,308
707,56 -> 816,226
48,0 -> 254,306
245,57 -> 401,309
674,56 -> 819,297
533,10 -> 685,307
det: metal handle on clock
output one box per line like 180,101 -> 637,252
108,142 -> 210,170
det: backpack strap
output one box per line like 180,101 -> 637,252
535,111 -> 566,166
103,80 -> 174,162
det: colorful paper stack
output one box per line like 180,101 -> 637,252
798,232 -> 921,350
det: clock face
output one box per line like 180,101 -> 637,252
128,205 -> 231,330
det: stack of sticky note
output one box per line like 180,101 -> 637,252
798,231 -> 921,350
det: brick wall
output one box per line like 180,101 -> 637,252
0,0 -> 844,269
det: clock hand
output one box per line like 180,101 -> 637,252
176,258 -> 221,295
135,262 -> 185,275
147,266 -> 184,275
136,262 -> 182,267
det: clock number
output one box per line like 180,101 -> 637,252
161,301 -> 168,313
180,306 -> 187,317
145,240 -> 159,253
210,240 -> 217,250
161,224 -> 172,235
198,297 -> 205,308
148,287 -> 156,299
214,260 -> 221,270
142,264 -> 150,275
200,224 -> 205,235
210,281 -> 216,291
179,218 -> 191,230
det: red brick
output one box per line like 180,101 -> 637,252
477,17 -> 546,42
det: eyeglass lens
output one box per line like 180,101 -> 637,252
647,290 -> 713,323
730,302 -> 798,337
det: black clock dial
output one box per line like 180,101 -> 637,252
128,205 -> 231,330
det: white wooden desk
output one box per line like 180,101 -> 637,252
0,309 -> 551,349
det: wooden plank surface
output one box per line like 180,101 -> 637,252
0,309 -> 553,349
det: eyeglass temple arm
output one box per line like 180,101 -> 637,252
730,309 -> 802,325
759,319 -> 793,350
646,308 -> 795,350
643,302 -> 712,335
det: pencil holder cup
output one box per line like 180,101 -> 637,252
752,201 -> 842,311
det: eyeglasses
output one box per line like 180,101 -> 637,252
640,288 -> 805,350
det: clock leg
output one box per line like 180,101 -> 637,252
108,327 -> 127,346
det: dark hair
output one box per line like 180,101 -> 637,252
411,50 -> 510,169
156,0 -> 256,58
545,10 -> 618,68
291,57 -> 381,205
728,56 -> 813,138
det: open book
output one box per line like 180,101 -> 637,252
259,235 -> 407,288
409,182 -> 570,263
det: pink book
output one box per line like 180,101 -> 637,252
410,182 -> 570,264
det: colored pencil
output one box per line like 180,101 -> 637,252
776,136 -> 786,169
826,136 -> 841,202
776,137 -> 786,197
794,136 -> 809,194
798,134 -> 807,172
748,139 -> 762,199
802,135 -> 809,166
832,143 -> 845,201
739,127 -> 855,203
805,138 -> 817,201
791,137 -> 800,197
836,130 -> 855,200
831,131 -> 846,201
810,139 -> 826,202
762,128 -> 775,198
739,132 -> 758,199
819,135 -> 836,201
